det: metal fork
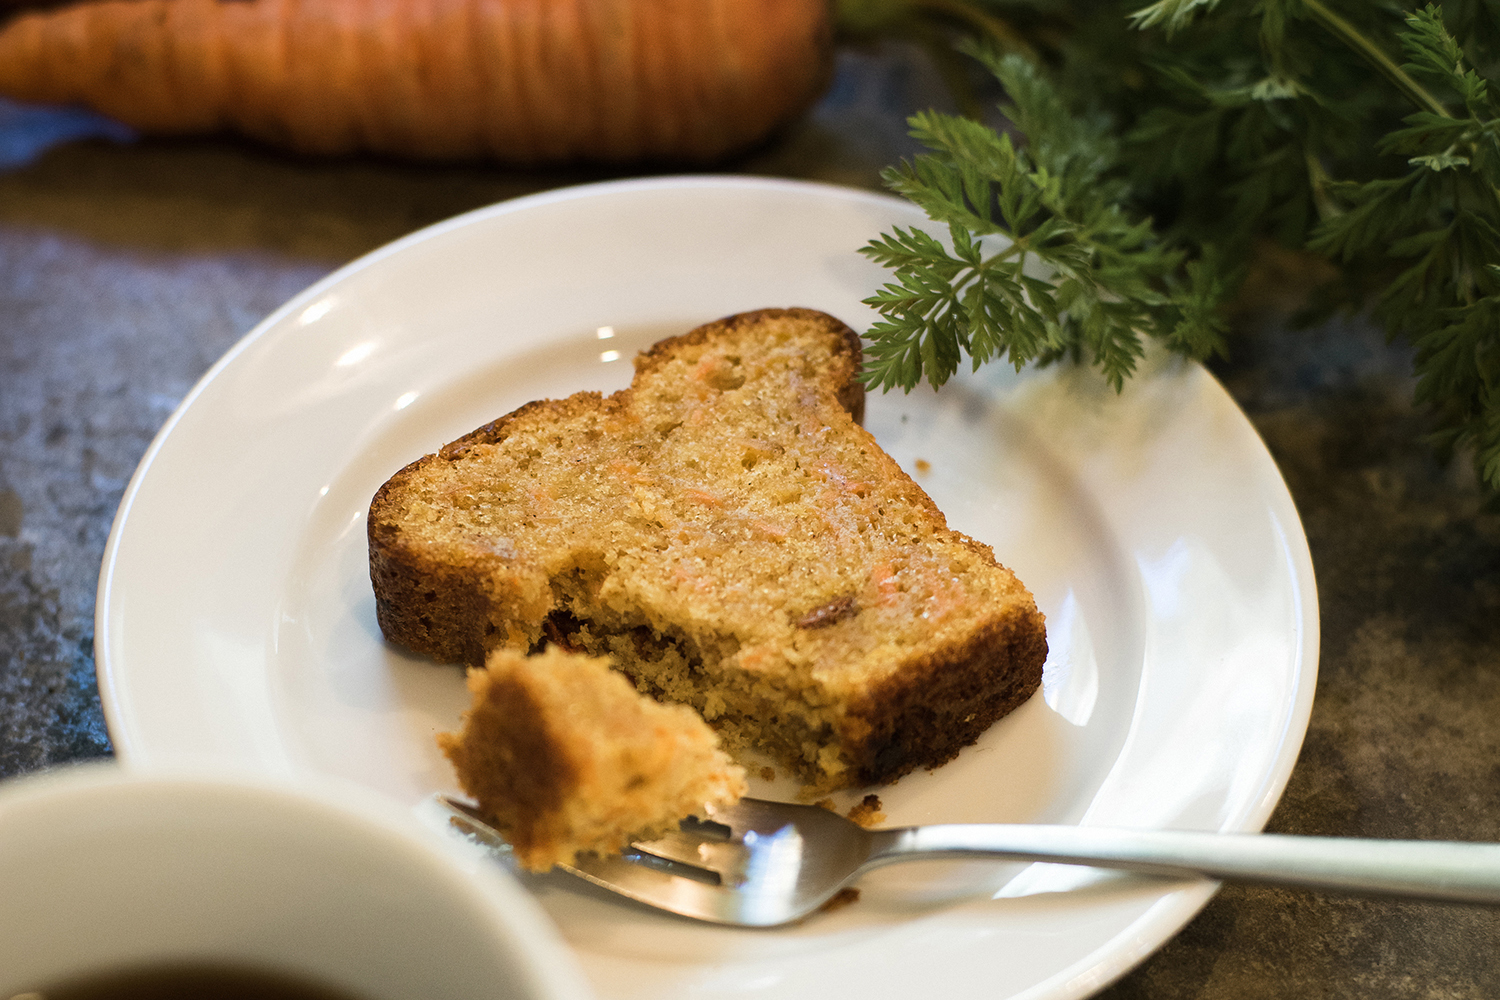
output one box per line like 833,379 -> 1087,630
438,796 -> 1500,927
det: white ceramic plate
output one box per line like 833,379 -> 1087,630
97,177 -> 1318,1000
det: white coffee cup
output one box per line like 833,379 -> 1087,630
0,763 -> 594,1000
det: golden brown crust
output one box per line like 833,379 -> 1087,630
841,601 -> 1047,785
437,392 -> 618,460
367,538 -> 497,666
634,307 -> 865,423
369,472 -> 541,666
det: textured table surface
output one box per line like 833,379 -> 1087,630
2,43 -> 1498,1000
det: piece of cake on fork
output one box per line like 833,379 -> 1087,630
439,645 -> 747,872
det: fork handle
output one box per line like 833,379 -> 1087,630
866,825 -> 1500,904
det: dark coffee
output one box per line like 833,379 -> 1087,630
14,963 -> 370,1000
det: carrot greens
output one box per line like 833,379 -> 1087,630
855,0 -> 1500,491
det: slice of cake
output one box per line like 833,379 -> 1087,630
439,645 -> 747,872
371,307 -> 1047,790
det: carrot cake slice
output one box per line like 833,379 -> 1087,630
373,307 -> 1047,791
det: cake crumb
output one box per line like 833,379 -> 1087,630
914,458 -> 931,474
814,797 -> 837,812
845,794 -> 885,828
760,766 -> 776,782
819,887 -> 861,914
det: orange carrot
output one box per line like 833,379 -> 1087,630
748,518 -> 787,540
0,0 -> 833,164
867,560 -> 898,606
682,486 -> 722,507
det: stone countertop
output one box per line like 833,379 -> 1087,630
2,43 -> 1498,1000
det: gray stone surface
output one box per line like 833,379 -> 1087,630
2,40 -> 1498,999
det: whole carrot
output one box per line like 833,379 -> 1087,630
0,0 -> 834,164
